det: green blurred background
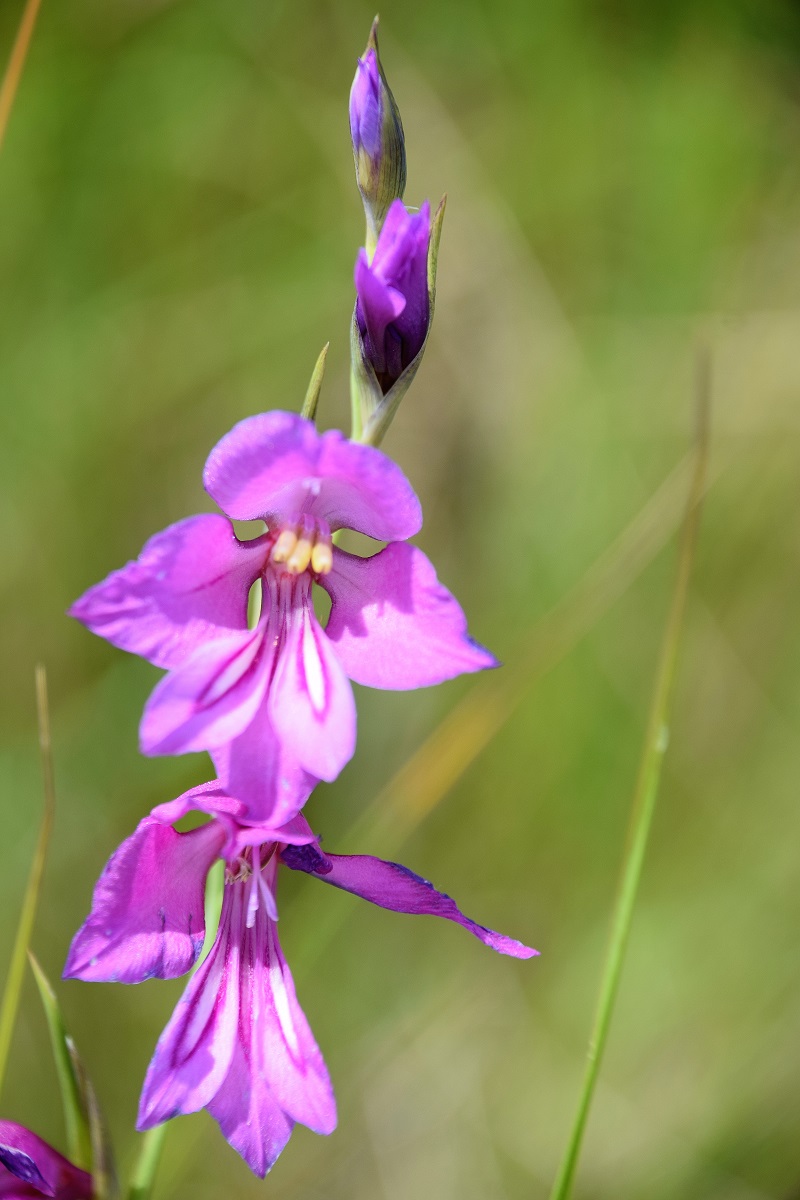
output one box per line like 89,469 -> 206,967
2,0 -> 800,1195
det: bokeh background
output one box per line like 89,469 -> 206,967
1,0 -> 800,1196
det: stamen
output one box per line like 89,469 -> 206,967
258,871 -> 279,922
271,528 -> 298,564
287,535 -> 314,574
246,845 -> 261,928
311,540 -> 333,575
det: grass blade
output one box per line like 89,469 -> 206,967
28,952 -> 93,1172
548,352 -> 711,1200
0,665 -> 56,1095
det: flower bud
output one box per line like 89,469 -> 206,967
349,19 -> 406,253
350,196 -> 446,446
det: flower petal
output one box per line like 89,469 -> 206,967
211,720 -> 317,829
268,605 -> 356,783
0,1122 -> 91,1199
203,411 -> 421,540
354,247 -> 406,375
137,895 -> 241,1127
64,815 -> 224,984
139,625 -> 270,756
205,1041 -> 294,1178
322,543 -> 498,689
281,844 -> 538,960
69,515 -> 264,670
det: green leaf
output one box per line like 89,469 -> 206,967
301,341 -> 329,423
28,953 -> 93,1172
0,666 -> 56,1096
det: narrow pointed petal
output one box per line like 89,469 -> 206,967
323,543 -> 498,689
139,625 -> 269,756
281,844 -> 538,959
211,721 -> 317,829
0,1122 -> 91,1199
203,411 -> 421,540
206,879 -> 335,1173
268,606 -> 356,783
206,1042 -> 294,1177
69,515 -> 264,670
137,892 -> 242,1128
252,901 -> 336,1135
64,816 -> 224,984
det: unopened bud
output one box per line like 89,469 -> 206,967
349,19 -> 406,254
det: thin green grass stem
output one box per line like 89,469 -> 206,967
0,665 -> 56,1096
548,359 -> 711,1200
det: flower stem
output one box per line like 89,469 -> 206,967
0,665 -> 56,1096
548,354 -> 711,1200
127,1128 -> 166,1200
0,0 -> 43,155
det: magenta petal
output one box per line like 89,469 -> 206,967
0,1122 -> 91,1199
139,626 -> 269,756
203,411 -> 421,540
281,845 -> 538,960
64,816 -> 224,984
211,720 -> 317,829
206,1042 -> 294,1177
150,780 -> 245,826
323,543 -> 499,689
69,515 -> 264,670
206,878 -> 335,1174
137,899 -> 241,1127
268,606 -> 356,783
354,248 -> 406,375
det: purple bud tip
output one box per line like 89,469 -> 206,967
349,48 -> 381,158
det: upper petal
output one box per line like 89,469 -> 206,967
69,515 -> 264,670
268,606 -> 356,783
281,844 -> 538,960
322,543 -> 499,689
203,411 -> 421,540
64,814 -> 224,984
0,1122 -> 91,1199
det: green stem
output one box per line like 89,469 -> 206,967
548,356 -> 711,1200
0,665 -> 56,1095
127,1128 -> 166,1200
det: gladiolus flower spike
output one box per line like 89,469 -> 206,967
64,783 -> 537,1177
69,411 -> 496,829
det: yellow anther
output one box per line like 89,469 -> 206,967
287,537 -> 314,575
311,541 -> 333,576
271,529 -> 297,564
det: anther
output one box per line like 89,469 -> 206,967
287,535 -> 314,574
271,528 -> 298,565
311,541 -> 333,575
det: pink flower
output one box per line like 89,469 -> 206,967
71,412 -> 496,826
64,782 -> 536,1177
0,1123 -> 92,1199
